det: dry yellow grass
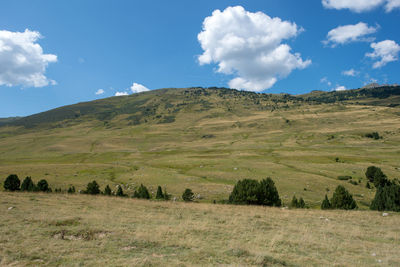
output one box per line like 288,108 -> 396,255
1,192 -> 399,266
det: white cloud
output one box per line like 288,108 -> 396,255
342,68 -> 359,76
385,0 -> 400,11
334,85 -> 347,91
115,91 -> 129,96
320,77 -> 332,86
322,0 -> 400,12
197,6 -> 310,92
0,29 -> 57,88
322,0 -> 385,12
95,89 -> 105,95
130,82 -> 150,93
366,40 -> 400,68
324,23 -> 377,47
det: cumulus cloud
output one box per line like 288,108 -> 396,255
324,23 -> 377,47
334,85 -> 347,91
197,6 -> 310,92
385,0 -> 400,11
0,29 -> 57,88
322,0 -> 385,12
366,40 -> 400,68
115,91 -> 129,96
342,68 -> 359,76
322,0 -> 400,12
130,82 -> 150,93
95,89 -> 105,95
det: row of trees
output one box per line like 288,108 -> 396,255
4,175 -> 51,192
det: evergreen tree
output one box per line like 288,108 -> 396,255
67,185 -> 76,194
370,183 -> 400,212
228,179 -> 260,205
291,195 -> 299,208
257,178 -> 282,207
3,174 -> 20,191
104,185 -> 112,195
116,185 -> 125,197
85,180 -> 100,195
365,166 -> 389,187
182,188 -> 195,202
163,188 -> 171,200
331,185 -> 357,210
321,195 -> 331,210
133,184 -> 150,199
298,197 -> 306,208
21,176 -> 35,192
156,186 -> 164,199
37,179 -> 50,192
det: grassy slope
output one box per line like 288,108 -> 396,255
0,87 -> 400,207
1,192 -> 399,266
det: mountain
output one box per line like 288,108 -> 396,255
0,86 -> 400,207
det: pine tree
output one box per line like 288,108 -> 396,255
4,174 -> 20,191
37,179 -> 50,192
156,186 -> 164,199
85,180 -> 100,195
321,195 -> 331,210
163,188 -> 171,200
67,186 -> 76,193
291,195 -> 299,208
116,185 -> 125,197
21,176 -> 35,192
104,185 -> 112,195
182,188 -> 195,202
133,184 -> 151,199
370,183 -> 400,212
331,185 -> 357,210
298,197 -> 306,208
257,178 -> 282,207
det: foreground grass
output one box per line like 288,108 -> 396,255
1,192 -> 399,266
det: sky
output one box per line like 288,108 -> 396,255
0,0 -> 399,117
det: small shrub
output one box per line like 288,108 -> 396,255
156,186 -> 164,199
349,180 -> 358,185
338,175 -> 352,181
21,176 -> 35,192
331,185 -> 357,210
4,174 -> 20,191
133,184 -> 151,199
365,132 -> 381,140
182,188 -> 195,202
163,188 -> 171,201
366,182 -> 371,189
37,179 -> 50,192
298,197 -> 306,208
103,185 -> 112,195
85,180 -> 100,195
290,196 -> 298,208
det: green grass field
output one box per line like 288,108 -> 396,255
1,88 -> 400,207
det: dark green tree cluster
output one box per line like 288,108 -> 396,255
155,186 -> 171,200
4,174 -> 51,192
365,132 -> 381,140
67,185 -> 76,194
133,184 -> 151,199
367,167 -> 400,212
229,178 -> 281,206
182,188 -> 195,202
321,185 -> 357,210
291,195 -> 306,208
84,180 -> 101,195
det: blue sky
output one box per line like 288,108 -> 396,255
0,0 -> 399,117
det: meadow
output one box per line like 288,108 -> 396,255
1,192 -> 400,266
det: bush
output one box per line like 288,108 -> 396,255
370,182 -> 400,212
229,178 -> 281,206
331,185 -> 357,210
85,180 -> 100,195
116,185 -> 125,197
163,188 -> 171,201
366,182 -> 371,189
291,196 -> 298,208
67,185 -> 76,194
156,186 -> 164,199
182,188 -> 195,202
321,195 -> 331,209
21,176 -> 35,192
103,185 -> 112,195
4,174 -> 20,191
37,179 -> 50,192
365,132 -> 381,140
298,197 -> 305,208
338,175 -> 352,180
133,184 -> 150,199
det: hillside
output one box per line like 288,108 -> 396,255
1,86 -> 400,207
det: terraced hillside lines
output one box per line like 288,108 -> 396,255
1,193 -> 400,266
0,87 -> 400,206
